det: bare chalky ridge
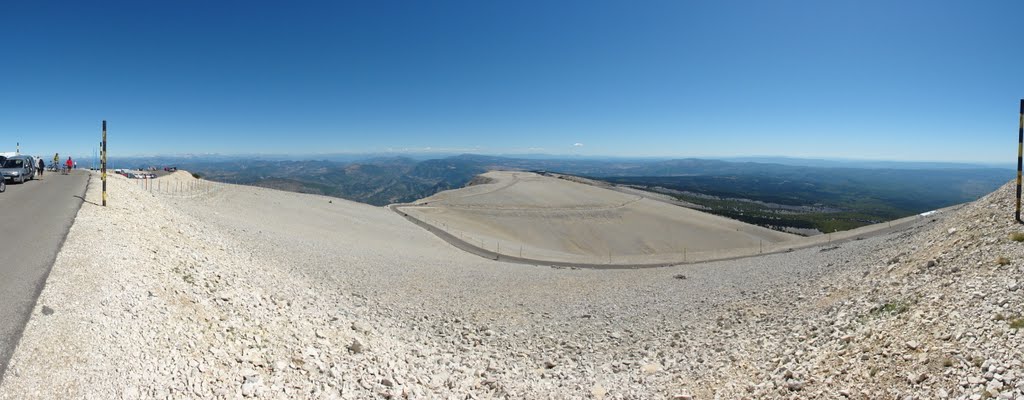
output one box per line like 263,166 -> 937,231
401,171 -> 798,264
1,170 -> 1022,399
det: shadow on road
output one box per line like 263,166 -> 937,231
74,195 -> 100,207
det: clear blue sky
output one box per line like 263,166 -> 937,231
1,0 -> 1021,162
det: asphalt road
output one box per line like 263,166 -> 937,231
0,169 -> 88,384
390,202 -> 951,270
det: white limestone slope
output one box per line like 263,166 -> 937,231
1,171 -> 1022,400
403,171 -> 798,264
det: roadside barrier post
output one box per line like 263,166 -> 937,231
1017,99 -> 1023,223
101,120 -> 107,207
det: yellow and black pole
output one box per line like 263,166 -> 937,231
101,120 -> 107,207
1017,100 -> 1023,222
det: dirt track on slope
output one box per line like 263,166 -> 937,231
394,171 -> 954,267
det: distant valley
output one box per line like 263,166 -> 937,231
111,154 -> 1011,234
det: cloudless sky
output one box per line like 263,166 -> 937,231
1,0 -> 1022,162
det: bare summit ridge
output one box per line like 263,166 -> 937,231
1,171 -> 1022,399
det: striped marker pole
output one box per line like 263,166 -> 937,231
1018,100 -> 1023,222
101,120 -> 107,207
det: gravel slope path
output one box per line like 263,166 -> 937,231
402,171 -> 798,264
1,172 -> 1022,399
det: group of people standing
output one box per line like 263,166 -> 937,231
34,153 -> 75,178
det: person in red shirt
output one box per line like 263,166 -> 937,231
65,157 -> 73,174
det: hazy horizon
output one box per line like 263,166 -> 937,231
91,151 -> 1013,170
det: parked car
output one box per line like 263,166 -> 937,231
0,155 -> 36,183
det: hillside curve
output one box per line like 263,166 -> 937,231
393,171 -> 954,267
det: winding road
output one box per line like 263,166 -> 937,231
0,170 -> 88,384
390,174 -> 960,269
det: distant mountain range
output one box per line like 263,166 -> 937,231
107,154 -> 1012,231
719,156 -> 1010,170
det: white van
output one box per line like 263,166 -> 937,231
0,155 -> 36,183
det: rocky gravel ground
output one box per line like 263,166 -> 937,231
1,171 -> 1022,399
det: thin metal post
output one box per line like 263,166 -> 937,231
101,121 -> 107,206
1017,99 -> 1023,222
